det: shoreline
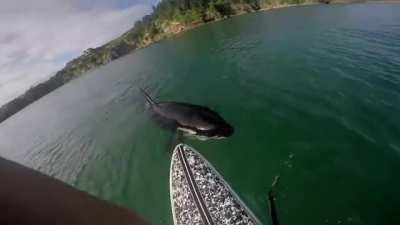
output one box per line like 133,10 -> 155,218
136,0 -> 383,49
158,2 -> 320,40
0,0 -> 390,124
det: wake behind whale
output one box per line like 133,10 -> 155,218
140,89 -> 234,140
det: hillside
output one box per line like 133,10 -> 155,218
0,0 -> 320,123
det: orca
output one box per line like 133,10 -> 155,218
140,89 -> 234,139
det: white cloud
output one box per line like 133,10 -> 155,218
0,0 -> 152,106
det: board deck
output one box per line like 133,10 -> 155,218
170,144 -> 261,225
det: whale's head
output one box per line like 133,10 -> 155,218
178,108 -> 234,139
204,120 -> 234,138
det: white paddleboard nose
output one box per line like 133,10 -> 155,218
170,144 -> 261,225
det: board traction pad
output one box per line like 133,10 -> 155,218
170,144 -> 261,225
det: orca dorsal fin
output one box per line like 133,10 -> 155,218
140,88 -> 157,106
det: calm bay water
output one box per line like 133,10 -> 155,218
1,3 -> 400,225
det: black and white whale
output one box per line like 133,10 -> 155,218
141,89 -> 234,139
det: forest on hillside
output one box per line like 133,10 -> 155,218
0,0 -> 316,123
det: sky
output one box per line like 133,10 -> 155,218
0,0 -> 158,106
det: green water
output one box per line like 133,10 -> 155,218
1,3 -> 400,225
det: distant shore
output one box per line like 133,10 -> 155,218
0,0 -> 383,124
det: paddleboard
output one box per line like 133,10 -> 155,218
170,144 -> 261,225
